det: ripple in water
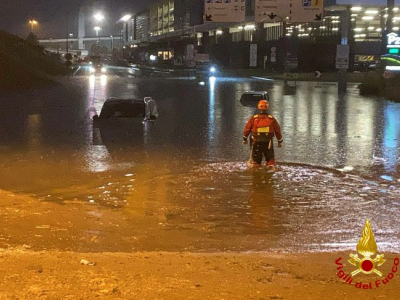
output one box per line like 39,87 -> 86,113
164,162 -> 400,253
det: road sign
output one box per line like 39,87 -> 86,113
255,0 -> 290,22
336,44 -> 349,69
289,0 -> 324,23
315,70 -> 322,78
204,0 -> 245,23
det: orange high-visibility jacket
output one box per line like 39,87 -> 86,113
243,113 -> 283,142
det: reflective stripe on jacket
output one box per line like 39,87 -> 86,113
243,112 -> 283,142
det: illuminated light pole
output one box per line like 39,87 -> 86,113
93,13 -> 105,49
94,26 -> 101,51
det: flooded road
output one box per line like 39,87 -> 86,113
0,70 -> 399,253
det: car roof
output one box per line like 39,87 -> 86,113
104,98 -> 144,104
242,91 -> 268,94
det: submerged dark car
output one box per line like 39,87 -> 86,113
92,97 -> 158,147
93,97 -> 158,120
240,91 -> 269,107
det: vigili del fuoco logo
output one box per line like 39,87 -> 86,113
335,219 -> 399,289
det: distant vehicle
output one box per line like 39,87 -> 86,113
93,97 -> 158,121
195,63 -> 218,78
240,91 -> 269,107
88,55 -> 106,74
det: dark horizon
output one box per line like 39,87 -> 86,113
0,0 -> 155,38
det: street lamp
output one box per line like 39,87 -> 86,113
118,14 -> 132,23
94,26 -> 101,36
94,13 -> 105,22
29,19 -> 38,32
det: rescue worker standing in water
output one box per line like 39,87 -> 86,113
243,100 -> 283,169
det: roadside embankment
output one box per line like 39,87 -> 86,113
0,30 -> 69,92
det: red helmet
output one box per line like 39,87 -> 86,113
258,100 -> 269,110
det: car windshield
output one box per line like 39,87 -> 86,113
99,101 -> 145,118
240,94 -> 265,102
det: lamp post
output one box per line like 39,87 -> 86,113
93,12 -> 105,48
66,13 -> 69,55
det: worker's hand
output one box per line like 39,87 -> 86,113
278,142 -> 283,148
243,137 -> 248,145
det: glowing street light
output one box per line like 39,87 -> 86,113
119,14 -> 132,23
29,19 -> 38,32
94,26 -> 101,36
94,13 -> 105,22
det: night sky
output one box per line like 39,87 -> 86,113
0,0 -> 156,38
0,0 -> 397,38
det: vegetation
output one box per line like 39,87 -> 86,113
0,29 -> 69,92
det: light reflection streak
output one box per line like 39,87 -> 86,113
345,96 -> 375,166
310,94 -> 322,136
295,88 -> 308,134
89,75 -> 95,88
85,74 -> 111,172
208,76 -> 216,142
382,102 -> 400,172
100,75 -> 107,87
84,144 -> 111,173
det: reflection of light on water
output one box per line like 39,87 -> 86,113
27,114 -> 42,150
89,75 -> 95,88
346,96 -> 375,164
310,96 -> 322,136
295,89 -> 308,134
383,103 -> 400,172
85,145 -> 111,172
100,75 -> 107,87
208,76 -> 216,141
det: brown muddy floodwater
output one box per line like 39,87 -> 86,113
0,72 -> 399,253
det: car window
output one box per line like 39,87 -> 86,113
100,102 -> 145,118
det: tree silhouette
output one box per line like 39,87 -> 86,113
26,32 -> 38,44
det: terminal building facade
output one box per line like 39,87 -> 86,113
119,0 -> 399,71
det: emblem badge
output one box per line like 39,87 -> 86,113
348,219 -> 385,276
